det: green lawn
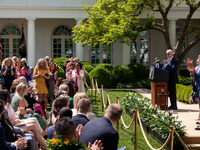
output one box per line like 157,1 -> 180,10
87,89 -> 166,150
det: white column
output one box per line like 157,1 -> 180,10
168,19 -> 177,50
75,18 -> 84,61
122,43 -> 130,65
26,18 -> 36,67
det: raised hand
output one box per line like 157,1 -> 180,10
76,124 -> 83,136
88,140 -> 103,150
186,66 -> 195,75
186,58 -> 193,68
163,60 -> 168,65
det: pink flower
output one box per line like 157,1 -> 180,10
190,96 -> 193,102
195,98 -> 199,103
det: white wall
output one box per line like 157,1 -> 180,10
113,42 -> 123,67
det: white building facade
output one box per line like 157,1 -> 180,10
0,0 -> 200,68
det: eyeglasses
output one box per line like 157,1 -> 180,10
166,54 -> 170,55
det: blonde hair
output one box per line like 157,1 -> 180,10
36,58 -> 47,70
73,92 -> 89,109
1,58 -> 15,68
16,83 -> 28,97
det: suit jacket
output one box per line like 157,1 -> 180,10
47,125 -> 55,139
0,124 -> 16,150
194,65 -> 200,92
79,117 -> 119,150
72,114 -> 89,128
162,57 -> 178,83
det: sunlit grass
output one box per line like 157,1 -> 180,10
87,90 -> 166,150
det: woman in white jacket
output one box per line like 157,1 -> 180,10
70,62 -> 85,93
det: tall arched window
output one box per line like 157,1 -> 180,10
52,25 -> 74,58
0,25 -> 21,58
130,30 -> 149,65
176,25 -> 187,64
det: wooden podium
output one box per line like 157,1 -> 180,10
149,66 -> 169,110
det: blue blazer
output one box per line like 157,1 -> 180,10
195,65 -> 200,92
0,124 -> 16,150
162,57 -> 178,83
47,125 -> 55,139
72,114 -> 89,128
79,117 -> 118,150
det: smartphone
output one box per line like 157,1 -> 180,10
23,136 -> 33,141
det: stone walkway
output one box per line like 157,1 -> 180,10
132,88 -> 199,137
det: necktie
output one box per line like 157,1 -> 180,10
156,63 -> 158,68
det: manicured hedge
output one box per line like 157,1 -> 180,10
176,84 -> 192,104
53,57 -> 69,69
81,61 -> 94,66
178,76 -> 192,86
89,64 -> 114,88
83,65 -> 95,73
113,65 -> 134,84
127,63 -> 148,81
57,66 -> 66,79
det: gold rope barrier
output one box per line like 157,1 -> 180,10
106,90 -> 111,107
95,79 -> 97,104
135,107 -> 138,150
91,77 -> 94,98
174,131 -> 189,150
137,111 -> 172,150
95,79 -> 100,94
101,85 -> 106,112
121,113 -> 135,129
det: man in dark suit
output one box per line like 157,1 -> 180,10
152,57 -> 163,69
163,49 -> 178,110
79,104 -> 123,150
72,98 -> 90,128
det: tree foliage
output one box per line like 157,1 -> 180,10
73,0 -> 155,47
73,0 -> 200,72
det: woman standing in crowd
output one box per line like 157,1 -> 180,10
21,61 -> 32,85
1,58 -> 15,91
14,59 -> 25,79
66,81 -> 75,108
54,77 -> 63,94
46,63 -> 57,105
70,62 -> 85,93
33,58 -> 50,114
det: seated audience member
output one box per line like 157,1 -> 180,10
0,90 -> 46,150
79,104 -> 123,150
72,98 -> 90,128
51,95 -> 70,125
0,99 -> 28,150
54,117 -> 103,150
72,92 -> 96,120
51,84 -> 69,110
47,107 -> 72,139
66,81 -> 75,109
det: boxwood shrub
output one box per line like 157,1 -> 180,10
83,65 -> 95,73
113,65 -> 134,84
53,57 -> 69,69
89,64 -> 114,88
81,61 -> 94,67
127,63 -> 148,81
57,66 -> 66,79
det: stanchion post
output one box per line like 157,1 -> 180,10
95,79 -> 97,104
106,90 -> 109,107
116,96 -> 119,133
134,106 -> 138,150
101,85 -> 104,112
91,77 -> 93,98
170,126 -> 175,150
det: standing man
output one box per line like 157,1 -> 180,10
152,57 -> 163,69
163,49 -> 178,110
79,104 -> 123,150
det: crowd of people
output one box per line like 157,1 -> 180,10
0,56 -> 123,150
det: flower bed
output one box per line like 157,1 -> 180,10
123,92 -> 185,150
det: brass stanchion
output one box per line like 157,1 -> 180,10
101,85 -> 104,112
91,77 -> 93,98
116,96 -> 119,133
95,79 -> 97,104
106,90 -> 109,107
134,107 -> 138,150
170,126 -> 175,150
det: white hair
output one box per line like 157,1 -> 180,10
21,58 -> 27,63
166,49 -> 174,55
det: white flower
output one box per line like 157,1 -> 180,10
129,92 -> 133,95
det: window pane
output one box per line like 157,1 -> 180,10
53,25 -> 72,35
64,38 -> 73,58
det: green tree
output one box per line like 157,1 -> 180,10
73,0 -> 200,72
